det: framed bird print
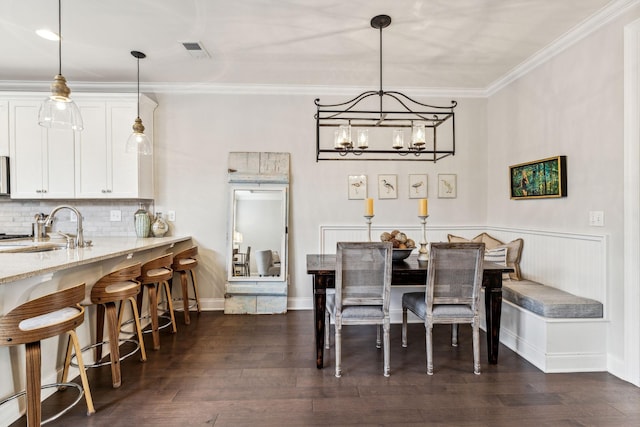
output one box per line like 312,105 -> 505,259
348,174 -> 367,200
408,174 -> 427,198
378,174 -> 398,199
438,173 -> 457,198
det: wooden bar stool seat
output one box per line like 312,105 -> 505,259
0,284 -> 95,426
171,246 -> 201,325
134,254 -> 177,350
65,264 -> 147,389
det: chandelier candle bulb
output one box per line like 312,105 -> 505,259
357,129 -> 369,149
419,199 -> 428,216
392,129 -> 404,149
365,198 -> 374,216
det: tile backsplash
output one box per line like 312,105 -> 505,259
0,199 -> 156,237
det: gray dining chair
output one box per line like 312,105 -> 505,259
326,241 -> 393,377
402,242 -> 485,375
255,250 -> 280,276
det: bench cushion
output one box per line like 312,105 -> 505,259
502,280 -> 603,318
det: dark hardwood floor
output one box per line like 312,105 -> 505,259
10,310 -> 640,426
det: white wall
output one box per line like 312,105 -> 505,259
487,5 -> 640,380
152,93 -> 488,304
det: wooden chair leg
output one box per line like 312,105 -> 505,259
25,341 -> 41,427
147,283 -> 161,350
161,280 -> 178,333
451,324 -> 459,347
95,304 -> 105,361
68,330 -> 95,415
383,320 -> 390,377
128,296 -> 147,362
426,323 -> 434,375
401,307 -> 408,348
190,270 -> 201,313
61,335 -> 73,385
105,302 -> 121,388
335,322 -> 342,378
180,271 -> 190,325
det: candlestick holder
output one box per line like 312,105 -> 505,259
364,215 -> 374,242
418,215 -> 429,262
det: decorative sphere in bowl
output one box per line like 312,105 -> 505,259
392,248 -> 413,261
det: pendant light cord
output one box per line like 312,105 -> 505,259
58,0 -> 62,75
136,55 -> 140,118
378,23 -> 383,115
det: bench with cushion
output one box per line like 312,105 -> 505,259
448,232 -> 606,373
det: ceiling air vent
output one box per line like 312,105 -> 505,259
181,41 -> 210,59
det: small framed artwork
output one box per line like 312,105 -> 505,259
348,175 -> 367,200
509,155 -> 567,199
438,174 -> 457,198
378,174 -> 398,199
408,174 -> 428,198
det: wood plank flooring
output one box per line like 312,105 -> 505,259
10,310 -> 640,426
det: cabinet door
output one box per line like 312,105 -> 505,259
44,127 -> 75,199
0,100 -> 8,157
75,102 -> 109,198
9,101 -> 45,198
108,103 -> 141,198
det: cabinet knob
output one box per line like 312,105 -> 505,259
36,189 -> 41,193
42,189 -> 47,193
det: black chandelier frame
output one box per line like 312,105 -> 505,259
314,14 -> 457,162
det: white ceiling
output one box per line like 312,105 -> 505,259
0,0 -> 628,92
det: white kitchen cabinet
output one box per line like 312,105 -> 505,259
0,100 -> 8,156
75,95 -> 155,199
9,99 -> 75,199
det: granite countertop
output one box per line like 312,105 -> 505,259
0,235 -> 191,285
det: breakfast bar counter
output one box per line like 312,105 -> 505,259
0,235 -> 192,285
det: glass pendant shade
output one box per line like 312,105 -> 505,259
39,0 -> 82,131
126,117 -> 152,155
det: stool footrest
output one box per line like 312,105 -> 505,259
0,382 -> 84,425
70,339 -> 141,369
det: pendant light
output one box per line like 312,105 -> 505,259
38,0 -> 83,131
125,50 -> 152,155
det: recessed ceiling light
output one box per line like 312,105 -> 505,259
36,28 -> 60,41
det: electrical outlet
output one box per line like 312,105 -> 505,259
110,210 -> 122,222
589,211 -> 604,227
167,210 -> 176,221
69,211 -> 77,222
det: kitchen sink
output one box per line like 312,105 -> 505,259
0,242 -> 68,253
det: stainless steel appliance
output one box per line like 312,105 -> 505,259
0,156 -> 9,195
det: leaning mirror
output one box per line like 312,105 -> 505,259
227,186 -> 287,282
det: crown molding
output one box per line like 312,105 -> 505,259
0,80 -> 486,99
487,0 -> 640,96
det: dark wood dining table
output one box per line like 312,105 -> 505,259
306,253 -> 512,369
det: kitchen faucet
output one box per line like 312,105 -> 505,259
45,205 -> 89,248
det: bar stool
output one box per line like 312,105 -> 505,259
0,284 -> 95,426
64,264 -> 147,389
136,253 -> 177,350
171,246 -> 201,325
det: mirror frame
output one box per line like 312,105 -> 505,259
227,184 -> 288,282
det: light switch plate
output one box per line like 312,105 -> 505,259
589,211 -> 604,227
110,210 -> 122,222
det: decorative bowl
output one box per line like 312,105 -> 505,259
392,248 -> 414,261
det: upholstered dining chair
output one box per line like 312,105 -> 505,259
255,250 -> 281,276
402,242 -> 485,375
326,241 -> 393,377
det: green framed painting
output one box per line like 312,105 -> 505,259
509,156 -> 567,199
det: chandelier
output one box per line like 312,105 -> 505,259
314,15 -> 457,162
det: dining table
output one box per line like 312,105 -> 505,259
306,253 -> 512,369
